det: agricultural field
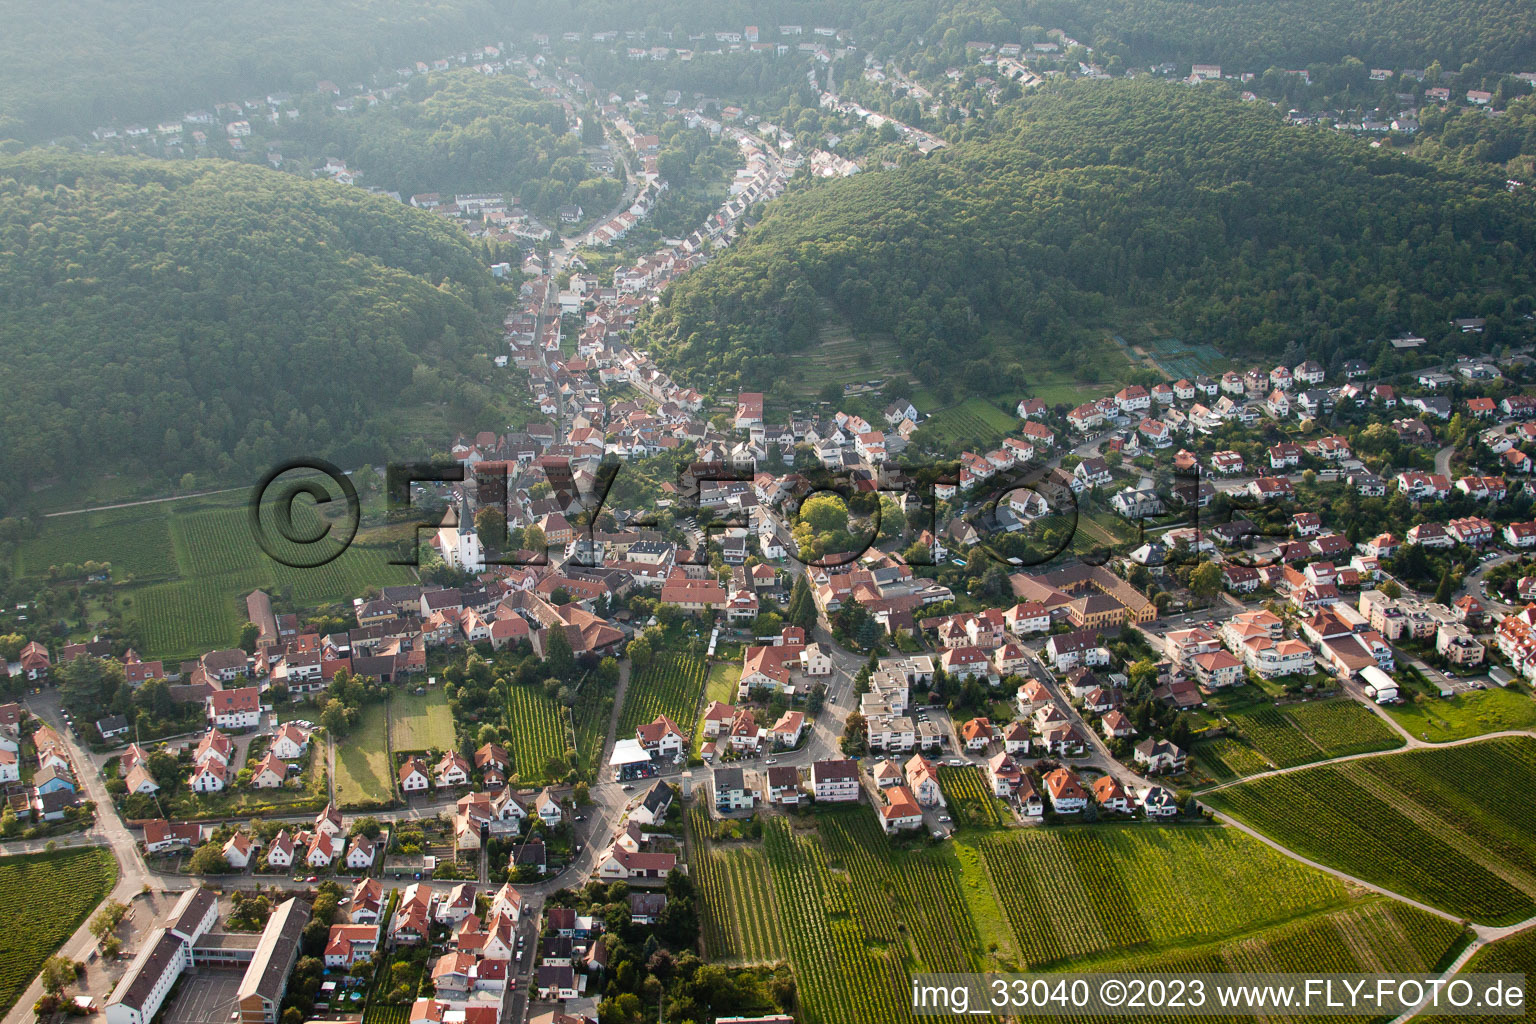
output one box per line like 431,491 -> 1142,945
129,572 -> 267,658
15,506 -> 177,581
1205,737 -> 1536,924
921,397 -> 1019,448
1091,897 -> 1464,980
1224,699 -> 1403,769
937,765 -> 1008,827
21,491 -> 410,661
1452,928 -> 1536,1024
1191,735 -> 1273,783
390,689 -> 455,753
619,653 -> 708,739
758,811 -> 989,1024
688,804 -> 1466,1024
335,701 -> 394,808
1139,336 -> 1230,380
689,803 -> 786,963
975,825 -> 1352,968
572,682 -> 614,780
362,1005 -> 409,1024
502,684 -> 568,784
0,847 -> 118,1014
778,299 -> 908,405
1385,686 -> 1536,742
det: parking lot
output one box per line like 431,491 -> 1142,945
162,969 -> 243,1024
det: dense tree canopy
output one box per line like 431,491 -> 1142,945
0,153 -> 504,506
640,81 -> 1536,394
288,71 -> 623,218
0,0 -> 501,140
499,0 -> 1536,74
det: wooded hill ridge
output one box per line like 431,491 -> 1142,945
0,153 -> 505,507
281,70 -> 624,219
0,0 -> 501,141
639,81 -> 1536,396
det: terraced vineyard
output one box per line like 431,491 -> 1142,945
619,652 -> 708,738
975,825 -> 1351,969
937,765 -> 1009,827
0,847 -> 118,1014
503,684 -> 568,783
1205,737 -> 1536,924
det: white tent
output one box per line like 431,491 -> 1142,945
608,738 -> 651,767
1360,665 -> 1400,703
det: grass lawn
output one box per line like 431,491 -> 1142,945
1385,686 -> 1536,742
389,689 -> 455,753
335,701 -> 394,808
702,662 -> 741,705
0,847 -> 118,1014
692,663 -> 742,756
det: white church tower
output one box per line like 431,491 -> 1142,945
435,492 -> 485,572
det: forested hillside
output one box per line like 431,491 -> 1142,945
498,0 -> 1536,73
1415,94 -> 1536,179
284,71 -> 622,217
1005,0 -> 1535,71
0,154 -> 505,507
0,0 -> 499,140
640,82 -> 1536,396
